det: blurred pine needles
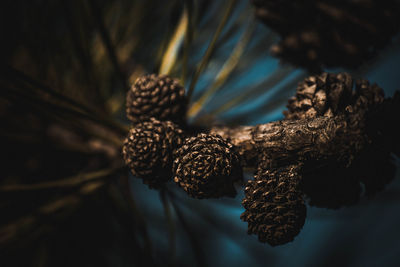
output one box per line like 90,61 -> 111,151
1,0 -> 399,266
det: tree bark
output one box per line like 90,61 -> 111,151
210,93 -> 399,170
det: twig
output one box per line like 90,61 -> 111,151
210,94 -> 400,169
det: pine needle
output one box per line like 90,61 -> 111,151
207,66 -> 294,116
186,0 -> 238,103
159,7 -> 189,76
188,18 -> 256,118
0,166 -> 124,193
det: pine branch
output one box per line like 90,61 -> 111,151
210,93 -> 400,170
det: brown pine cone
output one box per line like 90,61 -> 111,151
282,72 -> 393,208
173,133 -> 243,199
251,0 -> 400,70
241,164 -> 306,246
284,72 -> 385,121
122,118 -> 184,188
126,74 -> 187,125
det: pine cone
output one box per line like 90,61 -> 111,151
126,74 -> 187,125
173,133 -> 243,199
122,118 -> 184,188
241,164 -> 306,246
251,0 -> 400,70
282,72 -> 391,208
284,72 -> 385,121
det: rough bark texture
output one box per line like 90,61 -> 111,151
211,114 -> 365,170
235,89 -> 398,244
210,92 -> 399,208
211,80 -> 399,170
